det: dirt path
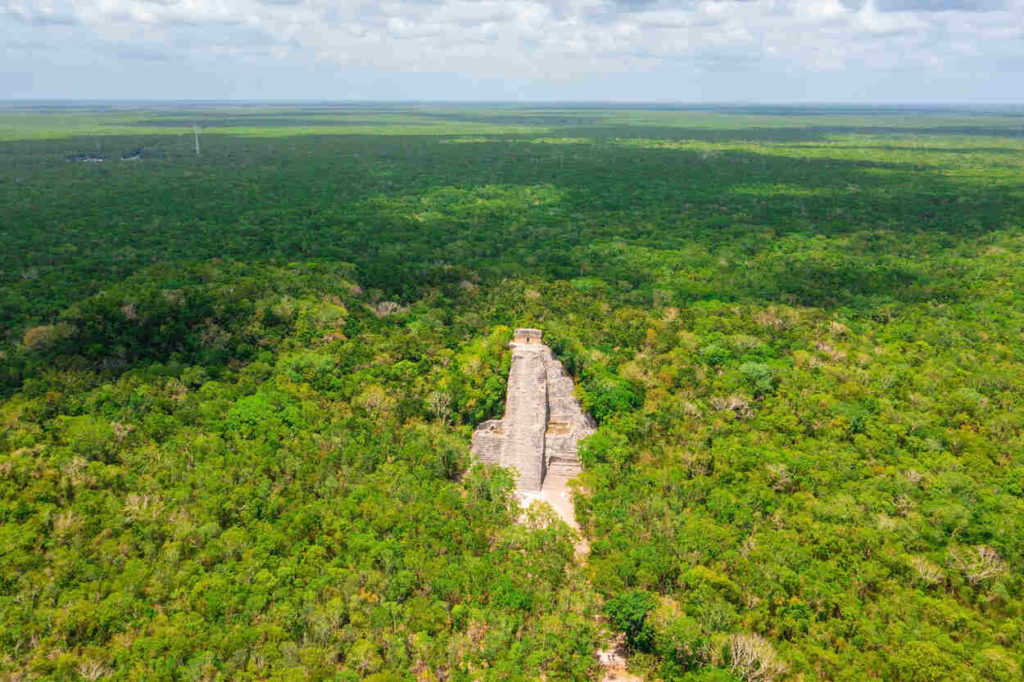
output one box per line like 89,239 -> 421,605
516,471 -> 589,554
597,636 -> 642,682
518,480 -> 638,681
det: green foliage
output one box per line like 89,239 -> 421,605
737,362 -> 776,398
605,590 -> 657,652
57,414 -> 120,462
700,344 -> 732,367
653,612 -> 707,675
581,371 -> 643,423
579,428 -> 632,474
3,103 -> 1024,679
890,641 -> 961,682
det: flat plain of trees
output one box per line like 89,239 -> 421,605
1,104 -> 1022,680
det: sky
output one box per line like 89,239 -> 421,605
1,0 -> 1022,102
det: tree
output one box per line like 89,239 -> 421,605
605,590 -> 657,652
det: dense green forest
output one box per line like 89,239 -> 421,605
1,103 -> 1022,680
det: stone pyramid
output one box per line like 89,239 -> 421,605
471,328 -> 596,491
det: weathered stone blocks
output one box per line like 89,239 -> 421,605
470,329 -> 595,491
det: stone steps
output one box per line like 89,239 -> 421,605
470,328 -> 594,493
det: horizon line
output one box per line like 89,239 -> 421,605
3,98 -> 1024,107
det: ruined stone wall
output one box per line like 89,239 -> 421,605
543,347 -> 594,477
470,421 -> 504,467
470,329 -> 595,491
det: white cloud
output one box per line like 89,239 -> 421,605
0,0 -> 1021,99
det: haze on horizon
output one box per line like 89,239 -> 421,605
2,0 -> 1023,103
